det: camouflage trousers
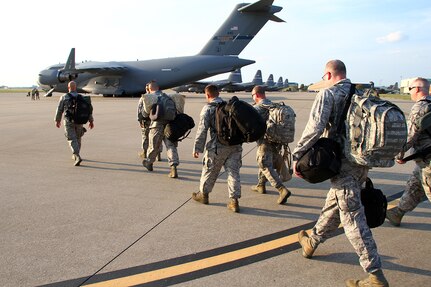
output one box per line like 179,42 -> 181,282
140,120 -> 150,153
309,159 -> 382,273
199,144 -> 242,199
147,125 -> 178,166
398,162 -> 431,212
141,122 -> 162,155
256,142 -> 283,188
64,121 -> 85,155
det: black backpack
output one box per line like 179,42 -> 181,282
215,96 -> 266,146
65,94 -> 93,124
164,113 -> 195,142
361,178 -> 388,228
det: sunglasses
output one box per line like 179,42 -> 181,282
409,86 -> 422,91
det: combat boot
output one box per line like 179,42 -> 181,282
386,207 -> 405,227
345,269 -> 389,287
168,165 -> 178,178
298,230 -> 317,259
277,186 -> 291,204
251,184 -> 266,194
73,154 -> 82,166
192,192 -> 209,204
142,159 -> 153,171
227,198 -> 240,213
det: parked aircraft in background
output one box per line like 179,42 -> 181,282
222,70 -> 263,92
172,69 -> 242,93
37,0 -> 284,97
265,74 -> 275,88
375,82 -> 400,94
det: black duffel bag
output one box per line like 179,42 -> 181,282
361,177 -> 387,228
295,137 -> 342,184
164,113 -> 195,142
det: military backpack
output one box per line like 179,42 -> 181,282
265,102 -> 296,144
215,96 -> 266,146
343,88 -> 407,167
65,93 -> 93,124
150,93 -> 177,122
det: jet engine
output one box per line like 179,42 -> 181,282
57,70 -> 78,83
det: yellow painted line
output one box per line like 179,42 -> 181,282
83,229 -> 311,287
82,197 -> 403,287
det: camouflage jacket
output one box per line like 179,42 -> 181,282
193,97 -> 225,154
292,79 -> 353,161
397,95 -> 431,160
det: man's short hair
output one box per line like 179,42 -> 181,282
68,81 -> 77,90
252,85 -> 265,96
326,59 -> 346,77
205,84 -> 219,97
148,80 -> 159,91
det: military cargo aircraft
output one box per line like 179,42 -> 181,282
221,69 -> 263,92
265,74 -> 284,92
172,69 -> 242,93
37,0 -> 284,97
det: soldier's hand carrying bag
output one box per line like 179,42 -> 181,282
295,137 -> 342,184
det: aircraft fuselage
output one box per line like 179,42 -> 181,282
38,56 -> 254,96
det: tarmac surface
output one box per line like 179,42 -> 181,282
1,91 -> 430,287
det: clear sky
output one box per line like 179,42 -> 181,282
0,0 -> 430,87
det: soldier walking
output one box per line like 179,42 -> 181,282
54,81 -> 94,166
141,81 -> 179,177
191,85 -> 242,212
292,60 -> 389,287
251,85 -> 291,204
387,77 -> 431,226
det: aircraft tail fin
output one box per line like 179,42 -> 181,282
64,48 -> 76,70
228,69 -> 242,83
253,70 -> 263,85
57,48 -> 79,83
199,0 -> 284,56
276,76 -> 283,87
265,74 -> 274,86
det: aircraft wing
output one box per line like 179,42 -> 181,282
186,80 -> 232,93
307,80 -> 334,91
76,61 -> 128,74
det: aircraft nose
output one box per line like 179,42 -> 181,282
37,69 -> 55,86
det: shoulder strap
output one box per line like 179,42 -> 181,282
336,84 -> 356,135
402,145 -> 431,162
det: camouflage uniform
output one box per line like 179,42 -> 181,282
254,98 -> 284,188
55,91 -> 93,156
292,79 -> 382,273
137,96 -> 150,154
193,97 -> 242,199
143,91 -> 178,167
395,96 -> 431,211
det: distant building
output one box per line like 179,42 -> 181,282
400,77 -> 431,94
